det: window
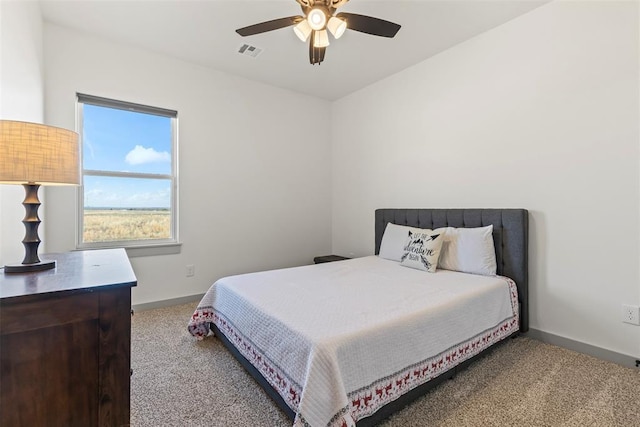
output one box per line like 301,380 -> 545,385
77,94 -> 178,249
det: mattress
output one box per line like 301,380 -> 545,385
189,256 -> 519,426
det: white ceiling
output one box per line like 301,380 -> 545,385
40,0 -> 548,100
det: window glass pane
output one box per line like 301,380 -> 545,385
83,104 -> 172,174
83,176 -> 171,243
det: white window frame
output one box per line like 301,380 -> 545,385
76,93 -> 179,250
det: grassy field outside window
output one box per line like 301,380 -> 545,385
83,209 -> 171,243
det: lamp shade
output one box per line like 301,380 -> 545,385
327,16 -> 347,39
293,19 -> 312,42
313,30 -> 330,48
0,120 -> 79,186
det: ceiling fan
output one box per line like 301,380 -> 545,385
236,0 -> 401,65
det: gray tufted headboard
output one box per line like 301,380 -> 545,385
375,208 -> 529,332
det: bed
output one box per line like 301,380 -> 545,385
189,208 -> 528,426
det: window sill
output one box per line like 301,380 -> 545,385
76,242 -> 182,258
125,242 -> 182,257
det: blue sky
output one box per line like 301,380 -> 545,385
83,104 -> 172,208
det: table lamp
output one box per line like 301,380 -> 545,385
0,120 -> 79,273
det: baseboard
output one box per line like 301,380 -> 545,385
132,293 -> 204,312
526,328 -> 639,369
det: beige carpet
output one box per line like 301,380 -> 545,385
131,302 -> 640,426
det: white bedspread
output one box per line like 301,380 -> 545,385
189,256 -> 519,427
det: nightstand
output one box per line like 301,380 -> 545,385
313,255 -> 350,264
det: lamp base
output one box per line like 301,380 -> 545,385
4,260 -> 56,273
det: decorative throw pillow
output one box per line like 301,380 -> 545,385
379,223 -> 423,262
399,229 -> 444,273
437,225 -> 497,276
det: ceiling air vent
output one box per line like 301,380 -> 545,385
238,44 -> 263,58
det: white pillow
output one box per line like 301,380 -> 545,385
399,229 -> 444,273
437,225 -> 497,276
379,223 -> 423,261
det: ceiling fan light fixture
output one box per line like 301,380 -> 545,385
234,1 -> 402,66
327,16 -> 347,39
307,8 -> 327,31
313,30 -> 330,48
293,19 -> 312,42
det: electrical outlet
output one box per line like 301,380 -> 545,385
622,304 -> 640,325
186,264 -> 195,277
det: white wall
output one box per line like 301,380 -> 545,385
0,0 -> 44,266
332,1 -> 640,358
43,24 -> 332,305
5,0 -> 637,359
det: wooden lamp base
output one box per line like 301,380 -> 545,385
3,183 -> 56,274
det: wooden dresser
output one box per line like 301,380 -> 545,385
0,248 -> 137,427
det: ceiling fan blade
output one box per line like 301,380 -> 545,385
336,12 -> 401,38
236,16 -> 303,37
308,32 -> 325,65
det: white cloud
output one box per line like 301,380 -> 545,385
85,187 -> 170,208
84,137 -> 95,159
125,187 -> 171,206
125,145 -> 170,165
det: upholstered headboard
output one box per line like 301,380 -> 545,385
375,208 -> 529,332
